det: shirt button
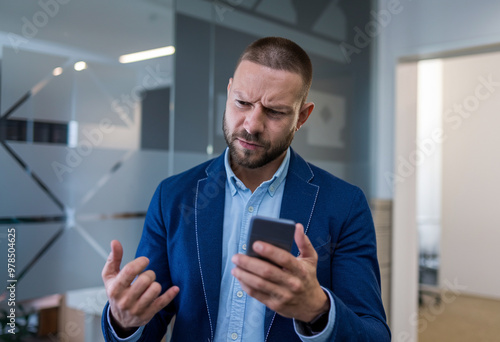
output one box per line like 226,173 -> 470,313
236,291 -> 243,298
270,185 -> 275,192
242,244 -> 247,251
231,332 -> 238,340
248,206 -> 254,213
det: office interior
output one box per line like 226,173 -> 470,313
0,0 -> 499,341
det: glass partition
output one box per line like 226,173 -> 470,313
0,0 -> 175,305
0,0 -> 374,338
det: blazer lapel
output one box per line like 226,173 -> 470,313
280,149 -> 319,255
264,149 -> 320,337
195,157 -> 226,341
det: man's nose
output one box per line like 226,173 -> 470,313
243,106 -> 265,135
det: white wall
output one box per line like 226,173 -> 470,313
440,52 -> 500,300
392,62 -> 419,341
372,0 -> 500,340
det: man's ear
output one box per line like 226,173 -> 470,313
227,78 -> 233,95
296,102 -> 315,131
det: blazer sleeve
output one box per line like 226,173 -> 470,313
102,182 -> 176,342
328,187 -> 391,341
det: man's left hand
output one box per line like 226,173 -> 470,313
231,223 -> 329,323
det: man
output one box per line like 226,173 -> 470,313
101,37 -> 390,341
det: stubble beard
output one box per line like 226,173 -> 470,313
223,112 -> 294,169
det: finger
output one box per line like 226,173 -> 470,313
127,270 -> 157,302
294,224 -> 316,260
114,257 -> 150,290
232,264 -> 283,297
237,281 -> 290,316
232,267 -> 288,308
238,281 -> 274,304
250,241 -> 297,271
233,252 -> 290,285
133,281 -> 163,314
102,240 -> 124,282
146,286 -> 180,317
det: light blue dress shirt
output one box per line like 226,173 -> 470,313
108,147 -> 335,341
213,148 -> 290,341
214,148 -> 335,342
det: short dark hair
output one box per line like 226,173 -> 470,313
236,37 -> 313,104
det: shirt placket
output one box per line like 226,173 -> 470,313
226,186 -> 266,341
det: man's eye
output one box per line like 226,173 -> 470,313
267,108 -> 283,116
237,100 -> 249,106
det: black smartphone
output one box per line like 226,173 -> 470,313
246,216 -> 296,263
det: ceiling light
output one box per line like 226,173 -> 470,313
119,46 -> 175,64
53,67 -> 63,76
74,61 -> 87,71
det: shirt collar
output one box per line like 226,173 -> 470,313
224,147 -> 291,197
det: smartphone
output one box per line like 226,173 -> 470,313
246,216 -> 296,263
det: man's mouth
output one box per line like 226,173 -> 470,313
237,138 -> 262,150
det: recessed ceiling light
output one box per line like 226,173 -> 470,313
119,46 -> 175,64
53,67 -> 63,76
74,61 -> 87,71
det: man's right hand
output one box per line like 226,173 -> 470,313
102,240 -> 179,337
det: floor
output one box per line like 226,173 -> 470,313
419,293 -> 500,342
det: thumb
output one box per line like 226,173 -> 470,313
102,240 -> 123,282
295,224 -> 316,260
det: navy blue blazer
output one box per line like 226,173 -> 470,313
102,149 -> 391,341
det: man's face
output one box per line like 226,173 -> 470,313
223,60 -> 311,169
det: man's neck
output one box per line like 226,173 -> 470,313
231,152 -> 286,193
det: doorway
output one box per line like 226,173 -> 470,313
394,50 -> 500,341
